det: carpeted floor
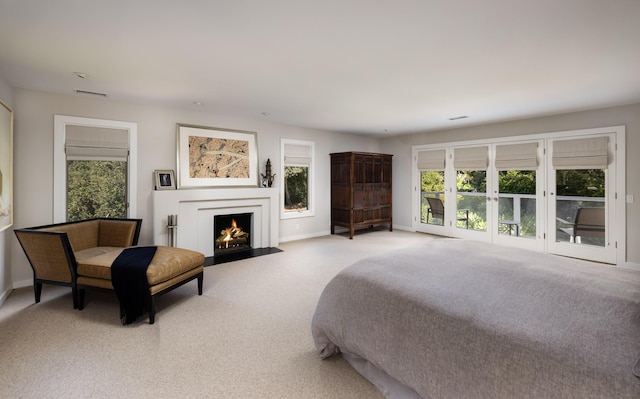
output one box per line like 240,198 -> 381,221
0,228 -> 435,398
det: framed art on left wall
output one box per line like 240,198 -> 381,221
0,99 -> 13,231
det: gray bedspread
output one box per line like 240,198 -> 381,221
311,239 -> 640,399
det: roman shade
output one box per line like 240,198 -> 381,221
495,142 -> 538,170
454,146 -> 488,170
552,136 -> 609,169
65,126 -> 129,161
284,143 -> 312,165
417,149 -> 446,170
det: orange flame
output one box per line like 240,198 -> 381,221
223,228 -> 232,248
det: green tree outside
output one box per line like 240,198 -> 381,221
284,165 -> 308,211
66,160 -> 127,221
422,168 -> 603,235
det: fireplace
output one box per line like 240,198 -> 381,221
152,188 -> 279,258
214,213 -> 252,256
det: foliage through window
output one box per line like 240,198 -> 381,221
284,165 -> 308,211
456,170 -> 487,231
555,169 -> 605,246
66,160 -> 127,221
420,171 -> 444,224
498,170 -> 536,237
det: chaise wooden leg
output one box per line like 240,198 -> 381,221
71,285 -> 79,309
197,273 -> 203,295
77,289 -> 85,310
148,295 -> 156,324
34,280 -> 42,304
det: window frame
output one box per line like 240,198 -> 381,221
53,115 -> 137,222
280,138 -> 314,219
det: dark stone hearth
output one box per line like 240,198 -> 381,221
204,247 -> 282,266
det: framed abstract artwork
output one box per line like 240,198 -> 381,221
177,124 -> 258,188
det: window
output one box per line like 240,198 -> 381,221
454,146 -> 488,232
417,149 -> 446,225
551,136 -> 609,247
280,139 -> 314,219
64,125 -> 128,221
54,116 -> 137,223
495,142 -> 539,238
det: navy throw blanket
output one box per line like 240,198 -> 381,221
111,246 -> 157,325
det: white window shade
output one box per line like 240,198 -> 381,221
65,125 -> 129,160
417,149 -> 445,170
454,146 -> 488,170
495,142 -> 538,170
552,136 -> 609,169
284,143 -> 311,165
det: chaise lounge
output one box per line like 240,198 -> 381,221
14,218 -> 205,324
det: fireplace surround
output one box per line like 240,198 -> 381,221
152,188 -> 279,258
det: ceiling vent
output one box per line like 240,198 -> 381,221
73,89 -> 108,97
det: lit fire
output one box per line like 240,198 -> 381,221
222,219 -> 242,248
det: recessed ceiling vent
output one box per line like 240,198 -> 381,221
448,115 -> 468,121
73,89 -> 108,97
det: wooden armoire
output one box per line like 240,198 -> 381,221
330,152 -> 393,239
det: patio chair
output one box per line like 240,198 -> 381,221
426,197 -> 469,229
556,207 -> 605,243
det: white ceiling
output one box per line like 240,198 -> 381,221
1,0 -> 639,136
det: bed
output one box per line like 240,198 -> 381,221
312,239 -> 640,399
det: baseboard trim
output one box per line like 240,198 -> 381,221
279,230 -> 330,243
13,278 -> 32,289
0,286 -> 12,307
280,225 -> 415,243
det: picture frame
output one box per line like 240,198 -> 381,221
176,124 -> 258,188
0,99 -> 13,232
154,170 -> 176,190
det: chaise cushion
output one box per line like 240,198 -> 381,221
145,247 -> 205,285
42,220 -> 100,252
98,220 -> 139,247
76,246 -> 205,286
75,247 -> 125,280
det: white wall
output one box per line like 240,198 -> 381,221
380,103 -> 640,265
11,88 -> 381,287
0,75 -> 13,303
10,87 -> 640,289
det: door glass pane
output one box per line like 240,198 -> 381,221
555,169 -> 605,246
420,170 -> 445,225
456,170 -> 486,231
498,170 -> 536,238
66,160 -> 127,221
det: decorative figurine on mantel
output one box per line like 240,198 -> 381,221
261,158 -> 276,187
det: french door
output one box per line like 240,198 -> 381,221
414,142 -> 543,251
546,134 -> 618,264
412,127 -> 623,264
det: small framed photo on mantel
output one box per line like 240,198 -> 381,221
154,170 -> 176,190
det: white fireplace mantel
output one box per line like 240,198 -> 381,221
152,188 -> 279,257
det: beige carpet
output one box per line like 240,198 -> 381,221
0,228 -> 434,399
